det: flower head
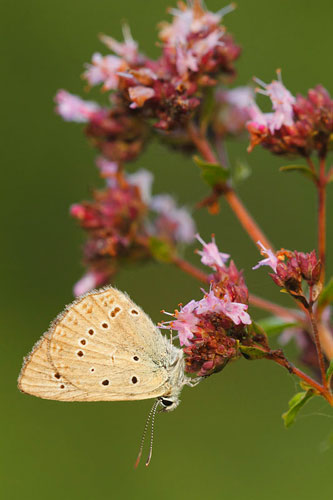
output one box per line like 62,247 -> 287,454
247,72 -> 333,156
196,233 -> 230,270
255,245 -> 321,307
161,250 -> 252,377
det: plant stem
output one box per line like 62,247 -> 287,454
269,350 -> 331,402
318,156 -> 327,284
223,188 -> 273,249
171,256 -> 209,284
249,294 -> 303,323
307,306 -> 329,390
187,123 -> 273,250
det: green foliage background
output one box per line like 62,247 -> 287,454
2,1 -> 333,498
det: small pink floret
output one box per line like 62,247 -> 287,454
84,53 -> 125,90
127,169 -> 154,204
162,300 -> 200,346
251,72 -> 296,133
95,157 -> 118,177
70,203 -> 86,219
253,241 -> 278,272
221,299 -> 251,325
196,234 -> 230,269
55,90 -> 100,123
73,271 -> 107,297
100,24 -> 139,64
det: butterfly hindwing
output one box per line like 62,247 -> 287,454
44,288 -> 170,400
18,335 -> 90,401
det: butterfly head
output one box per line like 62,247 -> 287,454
159,395 -> 180,412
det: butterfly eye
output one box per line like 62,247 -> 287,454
160,398 -> 173,408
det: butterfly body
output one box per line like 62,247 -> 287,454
18,287 -> 187,410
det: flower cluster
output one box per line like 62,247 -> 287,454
56,1 -> 240,134
72,159 -> 196,296
161,235 -> 252,376
247,71 -> 333,157
253,241 -> 321,307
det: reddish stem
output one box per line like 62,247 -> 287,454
307,306 -> 329,391
249,294 -> 303,323
171,256 -> 209,284
187,123 -> 273,250
270,351 -> 331,402
224,189 -> 273,250
318,157 -> 326,284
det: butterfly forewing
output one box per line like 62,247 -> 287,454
35,288 -> 172,401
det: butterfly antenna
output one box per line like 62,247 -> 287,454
145,400 -> 159,467
134,400 -> 158,469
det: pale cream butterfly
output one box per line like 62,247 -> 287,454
18,286 -> 198,466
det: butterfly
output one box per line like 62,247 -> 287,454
18,286 -> 198,465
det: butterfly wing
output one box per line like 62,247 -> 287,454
19,287 -> 172,402
18,335 -> 90,401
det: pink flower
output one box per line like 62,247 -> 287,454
127,169 -> 153,204
196,234 -> 230,269
223,86 -> 255,109
54,90 -> 101,122
128,86 -> 155,108
96,157 -> 118,176
253,71 -> 295,133
159,3 -> 234,45
196,289 -> 224,315
162,300 -> 200,346
220,296 -> 251,325
83,53 -> 126,90
100,24 -> 139,64
73,270 -> 109,297
197,289 -> 251,325
253,241 -> 278,272
192,30 -> 223,58
176,46 -> 198,76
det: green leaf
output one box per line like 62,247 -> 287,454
257,316 -> 298,336
279,164 -> 317,182
149,237 -> 174,263
282,390 -> 315,428
247,322 -> 266,337
326,359 -> 333,383
318,278 -> 333,307
239,344 -> 267,360
232,159 -> 252,184
193,155 -> 230,187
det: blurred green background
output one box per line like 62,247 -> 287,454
2,0 -> 333,498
